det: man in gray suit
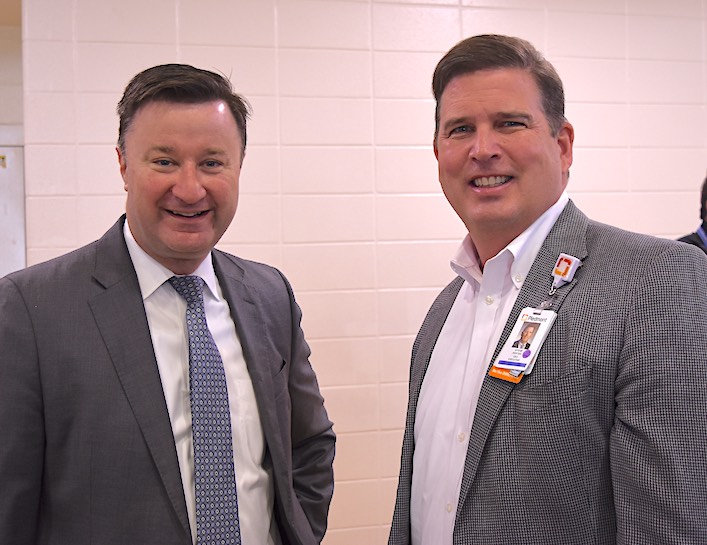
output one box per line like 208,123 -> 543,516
0,64 -> 335,545
389,35 -> 707,545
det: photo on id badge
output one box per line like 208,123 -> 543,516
511,323 -> 538,351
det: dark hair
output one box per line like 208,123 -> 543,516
701,176 -> 707,221
117,64 -> 250,158
432,34 -> 566,137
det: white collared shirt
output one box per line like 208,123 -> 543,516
411,193 -> 569,545
123,221 -> 281,545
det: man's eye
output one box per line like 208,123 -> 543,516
501,120 -> 526,128
154,159 -> 173,167
203,160 -> 222,168
449,126 -> 472,136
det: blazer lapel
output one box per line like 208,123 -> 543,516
88,218 -> 191,538
409,277 -> 465,426
390,277 -> 465,543
212,253 -> 287,468
456,201 -> 590,508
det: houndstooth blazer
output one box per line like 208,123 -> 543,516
389,201 -> 707,545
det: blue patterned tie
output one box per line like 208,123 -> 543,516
169,276 -> 241,545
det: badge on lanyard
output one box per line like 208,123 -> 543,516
489,307 -> 557,383
489,253 -> 581,383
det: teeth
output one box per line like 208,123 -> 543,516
472,176 -> 511,188
170,210 -> 205,217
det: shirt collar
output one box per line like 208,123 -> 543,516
123,219 -> 221,302
451,192 -> 570,288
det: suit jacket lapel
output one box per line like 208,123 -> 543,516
409,277 -> 464,429
88,218 -> 191,538
212,253 -> 286,468
390,277 -> 464,543
456,201 -> 590,508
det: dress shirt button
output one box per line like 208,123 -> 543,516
457,432 -> 466,443
446,502 -> 453,513
484,295 -> 494,305
514,274 -> 523,283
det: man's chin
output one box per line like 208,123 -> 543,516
149,237 -> 216,272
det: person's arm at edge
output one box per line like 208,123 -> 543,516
0,276 -> 44,545
279,270 -> 336,543
612,243 -> 707,543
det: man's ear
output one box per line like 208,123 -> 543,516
116,147 -> 128,191
557,121 -> 574,176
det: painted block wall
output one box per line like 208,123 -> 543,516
20,0 -> 707,542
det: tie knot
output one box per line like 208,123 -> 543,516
169,275 -> 205,303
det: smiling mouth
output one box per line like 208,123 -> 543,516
471,176 -> 512,188
167,210 -> 209,218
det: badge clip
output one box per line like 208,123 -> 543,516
548,253 -> 582,296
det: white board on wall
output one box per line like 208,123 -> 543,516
0,145 -> 24,276
0,125 -> 25,277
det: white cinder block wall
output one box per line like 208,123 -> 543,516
20,0 -> 707,542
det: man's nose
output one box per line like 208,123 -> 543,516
171,164 -> 206,203
469,128 -> 501,162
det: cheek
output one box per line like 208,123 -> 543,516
134,173 -> 169,200
437,147 -> 467,177
213,180 -> 239,216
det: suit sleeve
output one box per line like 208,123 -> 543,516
279,271 -> 336,543
611,244 -> 707,543
0,277 -> 43,545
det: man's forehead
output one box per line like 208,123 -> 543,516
440,68 -> 540,105
437,68 -> 548,130
445,66 -> 532,87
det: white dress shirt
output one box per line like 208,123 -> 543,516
411,194 -> 569,545
124,222 -> 281,545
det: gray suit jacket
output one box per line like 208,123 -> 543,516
0,216 -> 335,545
389,201 -> 707,544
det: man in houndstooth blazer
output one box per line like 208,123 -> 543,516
388,35 -> 707,545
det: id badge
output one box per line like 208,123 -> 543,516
489,307 -> 557,382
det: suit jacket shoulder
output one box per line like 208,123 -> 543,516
0,217 -> 192,545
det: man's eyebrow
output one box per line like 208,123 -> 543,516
440,116 -> 472,131
203,148 -> 228,156
496,111 -> 533,122
145,146 -> 229,156
148,145 -> 174,154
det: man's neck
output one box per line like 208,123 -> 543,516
471,233 -> 518,269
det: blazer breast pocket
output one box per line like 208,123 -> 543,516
513,365 -> 591,413
508,366 -> 595,529
272,359 -> 289,401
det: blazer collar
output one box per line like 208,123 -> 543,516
90,219 -> 288,538
89,216 -> 192,538
211,252 -> 288,470
457,200 -> 590,508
